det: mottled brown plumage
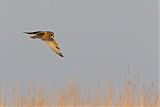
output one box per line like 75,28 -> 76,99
24,31 -> 64,57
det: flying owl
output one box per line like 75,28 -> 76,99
24,31 -> 64,57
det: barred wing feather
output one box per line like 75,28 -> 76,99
45,40 -> 64,57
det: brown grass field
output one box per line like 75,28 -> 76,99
0,80 -> 159,107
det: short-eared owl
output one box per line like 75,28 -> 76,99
24,31 -> 64,57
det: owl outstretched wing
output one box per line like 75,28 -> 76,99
45,39 -> 64,57
24,31 -> 45,39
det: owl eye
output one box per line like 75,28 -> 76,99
49,34 -> 53,37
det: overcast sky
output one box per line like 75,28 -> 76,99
0,0 -> 158,93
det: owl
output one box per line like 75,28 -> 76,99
24,31 -> 64,57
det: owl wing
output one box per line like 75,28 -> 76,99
24,31 -> 42,34
45,39 -> 64,57
24,31 -> 45,39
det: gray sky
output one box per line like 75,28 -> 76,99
0,0 -> 158,93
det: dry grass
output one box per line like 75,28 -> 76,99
0,81 -> 159,107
